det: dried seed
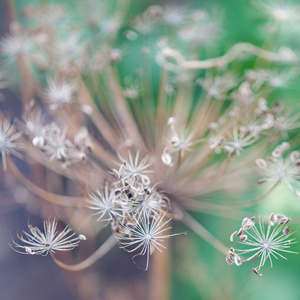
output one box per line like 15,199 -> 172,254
269,213 -> 277,226
255,159 -> 267,169
234,255 -> 242,266
230,231 -> 237,242
283,226 -> 291,236
237,227 -> 244,237
240,235 -> 248,242
252,268 -> 262,276
226,255 -> 234,265
78,234 -> 87,241
290,151 -> 300,162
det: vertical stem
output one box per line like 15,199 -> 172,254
149,224 -> 171,300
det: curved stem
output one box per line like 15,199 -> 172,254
180,210 -> 228,255
7,157 -> 83,207
218,180 -> 280,208
182,199 -> 246,220
51,235 -> 117,271
160,43 -> 296,71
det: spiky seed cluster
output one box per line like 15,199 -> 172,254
1,1 -> 300,277
115,212 -> 185,270
0,118 -> 23,170
162,117 -> 201,167
12,219 -> 84,255
256,142 -> 300,197
86,152 -> 177,269
18,105 -> 92,168
227,213 -> 297,276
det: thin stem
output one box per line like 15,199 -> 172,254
218,180 -> 280,208
180,210 -> 228,255
149,221 -> 170,300
160,43 -> 296,71
51,235 -> 117,271
7,157 -> 83,207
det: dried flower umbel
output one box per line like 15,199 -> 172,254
227,213 -> 298,276
12,219 -> 83,256
0,0 -> 299,288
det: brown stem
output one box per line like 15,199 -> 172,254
7,157 -> 83,207
149,221 -> 170,300
181,210 -> 228,255
51,235 -> 117,271
216,180 -> 280,208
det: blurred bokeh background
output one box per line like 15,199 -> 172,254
1,0 -> 300,300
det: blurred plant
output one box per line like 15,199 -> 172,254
0,0 -> 300,299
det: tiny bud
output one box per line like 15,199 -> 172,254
283,226 -> 290,236
78,234 -> 87,241
279,217 -> 290,225
229,247 -> 235,255
255,159 -> 267,169
272,148 -> 282,158
168,117 -> 175,126
242,217 -> 250,226
258,178 -> 267,184
280,142 -> 290,151
269,213 -> 277,226
294,160 -> 300,167
171,136 -> 179,145
32,136 -> 45,148
290,151 -> 300,162
161,152 -> 173,166
277,214 -> 285,219
81,104 -> 93,115
240,235 -> 248,242
230,231 -> 237,242
234,255 -> 242,266
253,268 -> 262,276
237,227 -> 244,237
226,255 -> 234,265
25,247 -> 34,255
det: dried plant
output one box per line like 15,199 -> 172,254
1,1 -> 300,298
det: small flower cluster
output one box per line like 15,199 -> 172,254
256,142 -> 300,197
161,117 -> 200,167
227,213 -> 297,276
18,104 -> 92,168
0,117 -> 23,170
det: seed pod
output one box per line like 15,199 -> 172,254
290,151 -> 300,162
283,226 -> 290,236
226,255 -> 234,265
25,247 -> 34,255
294,159 -> 300,167
272,148 -> 282,158
78,234 -> 87,241
237,227 -> 244,237
258,178 -> 267,184
252,268 -> 262,276
230,231 -> 237,242
242,217 -> 250,227
255,159 -> 267,169
228,247 -> 235,255
277,214 -> 286,219
234,255 -> 242,266
279,217 -> 290,225
240,235 -> 248,242
269,213 -> 277,226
